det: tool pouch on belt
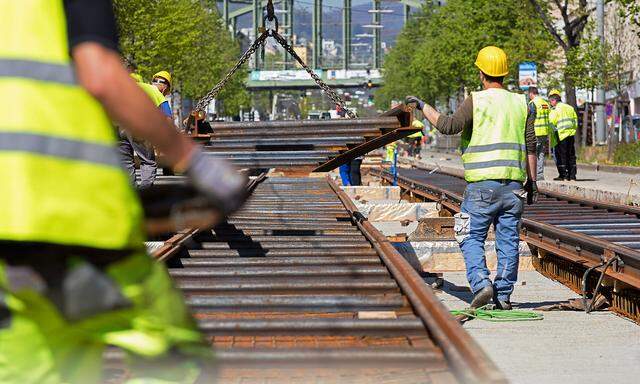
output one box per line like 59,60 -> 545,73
453,212 -> 470,244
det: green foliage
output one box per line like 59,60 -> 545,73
617,0 -> 640,42
113,0 -> 248,114
613,142 -> 640,166
565,22 -> 625,95
376,0 -> 554,109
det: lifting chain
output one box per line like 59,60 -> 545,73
195,0 -> 355,118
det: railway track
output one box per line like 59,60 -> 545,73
150,175 -> 504,384
372,165 -> 640,323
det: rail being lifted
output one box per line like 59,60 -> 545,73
150,175 -> 504,384
200,105 -> 418,171
372,165 -> 640,324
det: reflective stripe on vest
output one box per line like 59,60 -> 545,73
549,102 -> 577,142
0,0 -> 144,250
530,96 -> 550,137
462,89 -> 527,183
0,131 -> 121,167
0,58 -> 76,85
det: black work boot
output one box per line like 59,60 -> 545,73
568,165 -> 577,181
470,285 -> 494,309
553,165 -> 566,181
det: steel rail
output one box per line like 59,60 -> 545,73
372,166 -> 640,322
148,174 -> 505,383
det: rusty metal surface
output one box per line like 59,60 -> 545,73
149,175 -> 505,383
201,107 -> 418,171
372,166 -> 640,323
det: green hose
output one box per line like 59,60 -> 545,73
450,306 -> 544,322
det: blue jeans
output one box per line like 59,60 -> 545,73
456,180 -> 524,301
339,163 -> 351,186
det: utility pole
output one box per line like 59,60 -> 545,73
282,0 -> 291,69
372,0 -> 381,69
343,0 -> 351,70
223,0 -> 229,29
403,3 -> 410,24
312,0 -> 323,69
253,0 -> 260,69
595,0 -> 606,144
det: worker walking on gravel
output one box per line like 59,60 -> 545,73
527,87 -> 552,181
548,89 -> 578,181
0,1 -> 246,383
406,46 -> 537,310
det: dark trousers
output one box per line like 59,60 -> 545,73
349,158 -> 362,186
554,135 -> 576,180
118,132 -> 157,188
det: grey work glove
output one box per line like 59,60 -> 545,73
185,147 -> 248,215
405,96 -> 426,110
524,179 -> 538,205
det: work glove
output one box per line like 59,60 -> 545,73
524,179 -> 538,205
405,96 -> 426,110
184,147 -> 249,215
139,147 -> 248,235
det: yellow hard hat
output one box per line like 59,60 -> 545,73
548,89 -> 562,98
475,46 -> 509,77
411,119 -> 425,129
153,71 -> 172,87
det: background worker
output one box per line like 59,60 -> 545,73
527,87 -> 552,181
548,89 -> 578,181
0,1 -> 246,383
407,119 -> 425,158
119,62 -> 167,188
152,70 -> 174,118
407,46 -> 537,310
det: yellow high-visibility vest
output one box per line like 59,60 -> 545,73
461,89 -> 527,182
549,102 -> 578,141
0,0 -> 144,250
530,96 -> 551,137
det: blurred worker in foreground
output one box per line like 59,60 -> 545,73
527,87 -> 552,181
548,89 -> 578,181
407,119 -> 425,158
0,1 -> 246,383
119,64 -> 167,188
407,46 -> 537,310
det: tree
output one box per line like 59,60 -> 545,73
113,0 -> 249,116
377,0 -> 554,109
617,0 -> 640,41
527,0 -> 594,107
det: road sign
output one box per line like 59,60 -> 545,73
519,62 -> 537,90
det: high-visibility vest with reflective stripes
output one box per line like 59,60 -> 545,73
461,89 -> 527,182
549,102 -> 577,141
0,0 -> 144,250
530,96 -> 551,137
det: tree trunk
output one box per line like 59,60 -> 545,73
564,70 -> 578,108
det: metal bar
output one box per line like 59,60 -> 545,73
197,317 -> 424,336
327,177 -> 508,384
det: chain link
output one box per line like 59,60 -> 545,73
195,24 -> 355,118
271,33 -> 355,118
195,32 -> 269,112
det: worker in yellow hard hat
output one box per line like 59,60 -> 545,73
548,89 -> 578,181
153,70 -> 172,96
406,46 -> 538,310
407,119 -> 425,157
527,86 -> 552,181
152,70 -> 173,117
